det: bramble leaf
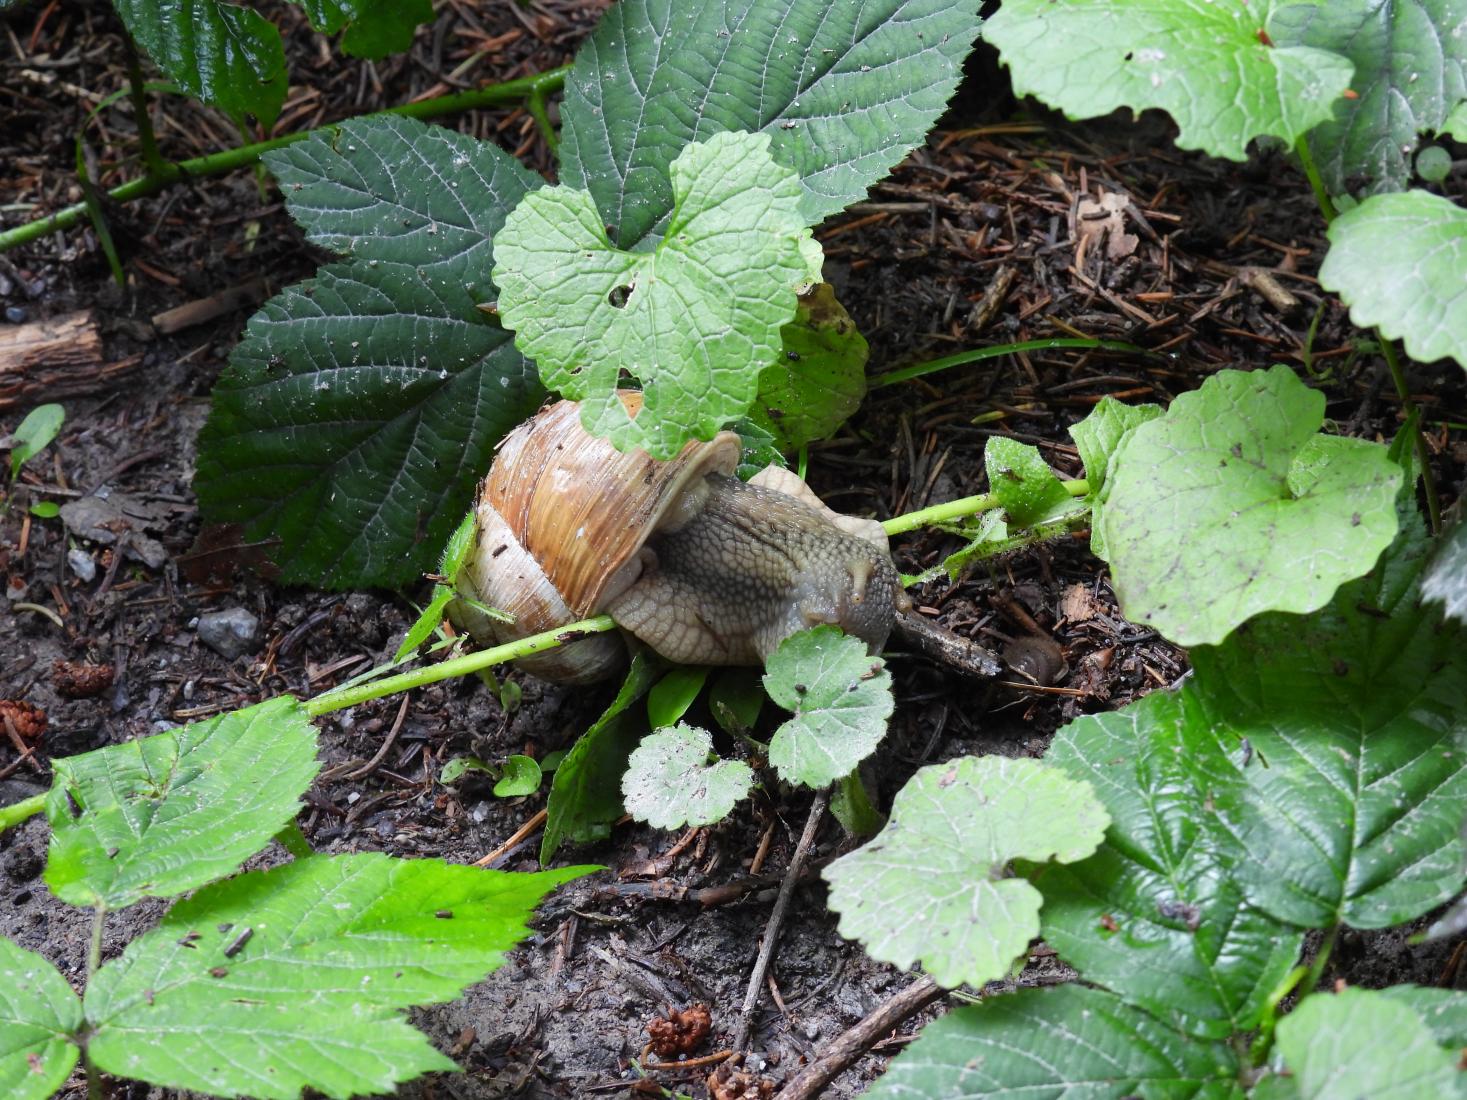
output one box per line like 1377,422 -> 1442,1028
984,436 -> 1076,528
1096,365 -> 1401,645
825,755 -> 1108,989
622,724 -> 754,829
558,0 -> 983,248
84,854 -> 589,1100
752,284 -> 869,450
296,0 -> 433,58
0,938 -> 81,1100
44,697 -> 318,909
764,627 -> 894,788
984,0 -> 1353,162
494,131 -> 810,459
1319,190 -> 1467,372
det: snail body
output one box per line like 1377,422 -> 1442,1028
454,395 -> 907,683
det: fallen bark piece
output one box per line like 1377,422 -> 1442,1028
0,310 -> 139,411
150,279 -> 269,335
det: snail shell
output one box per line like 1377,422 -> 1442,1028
454,393 -> 906,683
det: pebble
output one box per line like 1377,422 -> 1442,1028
4,306 -> 26,324
196,607 -> 261,660
67,548 -> 97,582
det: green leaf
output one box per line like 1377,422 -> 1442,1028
395,585 -> 456,661
1448,99 -> 1467,140
731,419 -> 786,482
763,626 -> 894,788
984,436 -> 1076,528
1271,1 -> 1467,195
1379,986 -> 1467,1050
84,854 -> 588,1100
0,937 -> 81,1100
196,116 -> 545,587
647,666 -> 710,729
494,131 -> 810,459
1320,190 -> 1467,372
439,756 -> 495,785
1069,395 -> 1164,496
541,654 -> 659,863
825,755 -> 1108,989
751,284 -> 869,450
1275,987 -> 1462,1100
867,984 -> 1242,1099
1097,365 -> 1401,645
558,0 -> 983,249
1424,515 -> 1467,622
1417,144 -> 1454,183
492,755 -> 542,798
27,500 -> 59,518
830,770 -> 883,838
115,0 -> 287,127
439,509 -> 478,582
1038,693 -> 1306,1040
8,403 -> 64,478
984,0 -> 1353,162
295,0 -> 433,58
709,667 -> 765,735
622,724 -> 754,829
44,697 -> 318,909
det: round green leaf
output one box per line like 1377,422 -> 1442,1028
1417,145 -> 1453,183
1320,190 -> 1467,372
492,755 -> 542,798
493,131 -> 811,459
622,724 -> 754,829
1097,365 -> 1401,646
0,938 -> 81,1100
824,755 -> 1109,989
764,626 -> 894,789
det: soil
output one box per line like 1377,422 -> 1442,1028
2,3 -> 1465,1100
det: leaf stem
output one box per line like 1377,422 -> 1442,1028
0,791 -> 46,830
0,65 -> 570,254
1378,335 -> 1442,533
87,905 -> 106,979
1301,924 -> 1337,996
526,85 -> 559,155
872,339 -> 1145,388
1293,136 -> 1336,225
882,479 -> 1088,536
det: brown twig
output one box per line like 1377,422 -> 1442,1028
474,808 -> 548,867
343,693 -> 411,781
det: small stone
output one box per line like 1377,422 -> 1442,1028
67,548 -> 97,582
4,306 -> 26,324
197,608 -> 261,660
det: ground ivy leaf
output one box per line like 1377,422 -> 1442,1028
984,436 -> 1076,528
1038,693 -> 1306,1040
492,755 -> 542,798
867,984 -> 1242,1099
116,0 -> 287,127
44,697 -> 318,909
984,0 -> 1353,162
1097,365 -> 1401,646
764,626 -> 894,789
751,284 -> 869,450
1271,1 -> 1467,195
558,0 -> 982,249
825,756 -> 1109,989
196,116 -> 546,587
83,854 -> 589,1100
1320,190 -> 1467,372
494,131 -> 809,460
1274,987 -> 1462,1100
1424,514 -> 1467,622
622,724 -> 754,829
294,0 -> 433,58
0,937 -> 81,1100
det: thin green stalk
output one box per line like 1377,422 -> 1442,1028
872,339 -> 1146,388
0,66 -> 569,253
882,479 -> 1088,536
0,791 -> 45,831
1294,136 -> 1337,225
121,34 -> 166,178
1379,336 -> 1442,533
527,86 -> 559,154
1301,925 -> 1338,995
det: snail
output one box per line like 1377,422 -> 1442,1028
452,393 -> 912,683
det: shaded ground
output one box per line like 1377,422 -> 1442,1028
3,3 -> 1465,1099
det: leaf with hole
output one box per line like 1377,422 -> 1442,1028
622,724 -> 754,829
751,284 -> 869,450
0,937 -> 81,1100
296,0 -> 434,58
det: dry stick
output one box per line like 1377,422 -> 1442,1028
731,788 -> 831,1052
474,808 -> 547,867
773,976 -> 945,1100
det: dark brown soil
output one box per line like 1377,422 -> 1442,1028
2,4 -> 1464,1100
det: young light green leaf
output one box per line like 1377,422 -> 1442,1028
494,131 -> 810,460
541,654 -> 659,864
824,755 -> 1108,989
1097,365 -> 1401,645
28,500 -> 59,518
440,509 -> 478,582
647,666 -> 710,730
294,0 -> 433,58
8,403 -> 64,478
395,585 -> 456,661
1417,144 -> 1454,183
1038,692 -> 1306,1040
1448,99 -> 1467,140
1270,2 -> 1467,195
439,756 -> 495,785
197,116 -> 545,587
731,419 -> 786,483
764,626 -> 894,789
1423,515 -> 1467,622
1320,190 -> 1467,372
84,854 -> 589,1100
493,755 -> 542,798
984,0 -> 1353,162
751,284 -> 869,450
44,697 -> 318,909
984,436 -> 1076,528
867,984 -> 1241,1099
622,724 -> 754,829
558,0 -> 982,249
0,937 -> 81,1100
1068,395 -> 1164,497
1274,988 -> 1462,1100
1379,986 -> 1467,1050
115,0 -> 287,127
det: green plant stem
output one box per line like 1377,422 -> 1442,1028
84,905 -> 109,1100
527,86 -> 559,154
0,66 -> 569,254
0,791 -> 45,830
121,33 -> 166,178
882,479 -> 1089,536
1294,135 -> 1337,225
1301,925 -> 1338,996
872,339 -> 1146,388
1379,336 -> 1442,533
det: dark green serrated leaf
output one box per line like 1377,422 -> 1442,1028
295,0 -> 433,58
985,436 -> 1076,528
84,854 -> 589,1100
1271,1 -> 1467,195
558,0 -> 982,249
115,0 -> 287,127
44,697 -> 318,909
0,937 -> 81,1100
752,284 -> 869,450
867,984 -> 1242,1099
